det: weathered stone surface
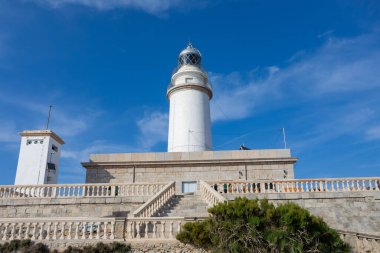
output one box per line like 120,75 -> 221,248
83,150 -> 297,192
0,196 -> 146,218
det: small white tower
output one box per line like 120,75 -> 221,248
15,130 -> 64,185
167,43 -> 213,152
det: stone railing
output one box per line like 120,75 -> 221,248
208,177 -> 380,195
338,230 -> 380,253
0,217 -> 116,241
126,217 -> 187,240
133,181 -> 176,217
0,182 -> 167,199
199,180 -> 226,207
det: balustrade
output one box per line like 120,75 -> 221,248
0,182 -> 166,199
125,217 -> 186,240
133,181 -> 176,217
199,180 -> 226,206
208,177 -> 380,195
0,218 -> 115,241
338,230 -> 380,252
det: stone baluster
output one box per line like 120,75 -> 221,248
25,223 -> 30,240
110,221 -> 115,240
52,222 -> 58,240
67,222 -> 73,240
46,222 -> 51,240
38,222 -> 44,240
31,223 -> 38,240
152,221 -> 157,239
95,221 -> 101,239
89,222 -> 94,239
9,223 -> 15,240
128,221 -> 134,239
18,223 -> 23,239
355,180 -> 359,191
144,221 -> 149,238
82,222 -> 87,239
103,222 -> 108,240
178,221 -> 182,233
74,222 -> 79,240
2,223 -> 9,240
169,221 -> 174,238
161,221 -> 166,239
60,222 -> 65,240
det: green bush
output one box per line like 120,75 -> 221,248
177,197 -> 350,253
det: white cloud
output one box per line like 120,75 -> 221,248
137,111 -> 168,150
210,32 -> 380,147
211,32 -> 380,122
26,0 -> 201,14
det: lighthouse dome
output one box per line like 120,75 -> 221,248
178,43 -> 202,67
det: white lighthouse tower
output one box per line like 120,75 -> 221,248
14,130 -> 64,185
167,43 -> 213,152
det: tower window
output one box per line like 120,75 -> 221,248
52,145 -> 58,152
27,140 -> 32,145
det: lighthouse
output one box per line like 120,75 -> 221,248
167,43 -> 213,152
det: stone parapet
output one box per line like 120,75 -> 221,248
82,150 -> 297,189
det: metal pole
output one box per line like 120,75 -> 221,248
46,105 -> 53,129
282,128 -> 287,149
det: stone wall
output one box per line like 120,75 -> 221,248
226,191 -> 380,236
83,150 -> 297,193
0,196 -> 149,218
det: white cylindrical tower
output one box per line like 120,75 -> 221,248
167,43 -> 213,152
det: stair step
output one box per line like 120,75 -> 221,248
155,194 -> 209,218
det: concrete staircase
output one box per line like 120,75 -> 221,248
156,193 -> 210,218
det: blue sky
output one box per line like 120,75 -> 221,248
0,0 -> 379,184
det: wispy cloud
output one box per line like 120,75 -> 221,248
25,0 -> 205,14
210,31 -> 380,147
137,111 -> 168,150
366,126 -> 380,141
61,139 -> 138,162
0,120 -> 18,142
0,92 -> 103,138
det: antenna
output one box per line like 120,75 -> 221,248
46,105 -> 53,130
282,127 -> 287,149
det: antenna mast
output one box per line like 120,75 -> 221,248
46,105 -> 53,130
282,127 -> 287,149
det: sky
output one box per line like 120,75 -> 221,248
0,0 -> 379,184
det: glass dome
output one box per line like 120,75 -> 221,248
178,43 -> 202,67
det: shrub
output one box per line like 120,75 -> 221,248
177,197 -> 350,253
